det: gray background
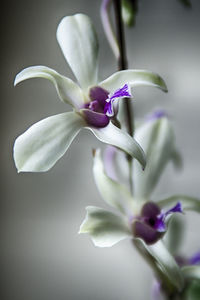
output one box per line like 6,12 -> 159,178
1,0 -> 200,299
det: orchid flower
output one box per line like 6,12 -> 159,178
13,13 -> 167,172
79,148 -> 183,247
79,113 -> 200,293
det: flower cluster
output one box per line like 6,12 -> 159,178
14,13 -> 200,299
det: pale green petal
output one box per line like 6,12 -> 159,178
79,206 -> 131,247
164,217 -> 184,255
14,112 -> 85,172
57,14 -> 99,89
158,195 -> 200,213
14,66 -> 85,108
133,117 -> 176,199
93,149 -> 136,214
182,266 -> 200,281
86,122 -> 146,168
99,69 -> 168,93
134,239 -> 184,292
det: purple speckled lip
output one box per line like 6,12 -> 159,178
80,84 -> 131,128
132,201 -> 182,245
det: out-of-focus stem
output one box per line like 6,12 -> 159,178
101,0 -> 120,59
113,0 -> 134,137
113,0 -> 134,193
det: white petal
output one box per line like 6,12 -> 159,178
86,122 -> 146,168
14,66 -> 84,108
182,266 -> 200,281
57,14 -> 99,89
93,149 -> 136,215
99,69 -> 168,93
79,206 -> 131,247
14,112 -> 85,172
133,117 -> 176,199
134,239 -> 184,292
158,195 -> 200,213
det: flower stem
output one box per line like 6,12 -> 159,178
113,0 -> 134,136
113,0 -> 134,193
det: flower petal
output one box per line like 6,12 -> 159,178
158,195 -> 200,213
134,239 -> 184,292
14,112 -> 85,172
57,14 -> 99,89
133,115 -> 176,199
99,69 -> 168,93
79,206 -> 131,247
93,149 -> 135,215
182,266 -> 200,281
14,66 -> 84,108
86,121 -> 146,168
104,145 -> 129,182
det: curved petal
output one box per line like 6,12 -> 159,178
86,121 -> 146,168
99,69 -> 168,93
93,149 -> 136,215
158,195 -> 200,213
134,239 -> 184,292
14,112 -> 86,172
79,206 -> 131,247
133,116 -> 176,199
104,145 -> 129,182
57,14 -> 99,89
182,266 -> 200,281
14,66 -> 85,108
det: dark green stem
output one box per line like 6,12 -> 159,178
113,0 -> 134,193
113,0 -> 134,136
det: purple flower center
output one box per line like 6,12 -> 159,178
81,84 -> 131,128
132,201 -> 182,245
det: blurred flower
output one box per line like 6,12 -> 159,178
80,112 -> 200,248
14,14 -> 167,172
79,149 -> 182,246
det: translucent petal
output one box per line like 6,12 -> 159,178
57,14 -> 99,89
14,112 -> 85,172
158,195 -> 200,213
14,66 -> 85,108
79,206 -> 131,247
99,69 -> 168,93
133,116 -> 176,199
86,121 -> 146,168
93,149 -> 136,215
182,266 -> 200,281
134,239 -> 184,292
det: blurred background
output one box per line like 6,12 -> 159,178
1,0 -> 200,299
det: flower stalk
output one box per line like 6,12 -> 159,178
113,0 -> 134,136
113,0 -> 134,193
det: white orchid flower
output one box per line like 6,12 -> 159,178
14,14 -> 167,172
79,148 -> 200,292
